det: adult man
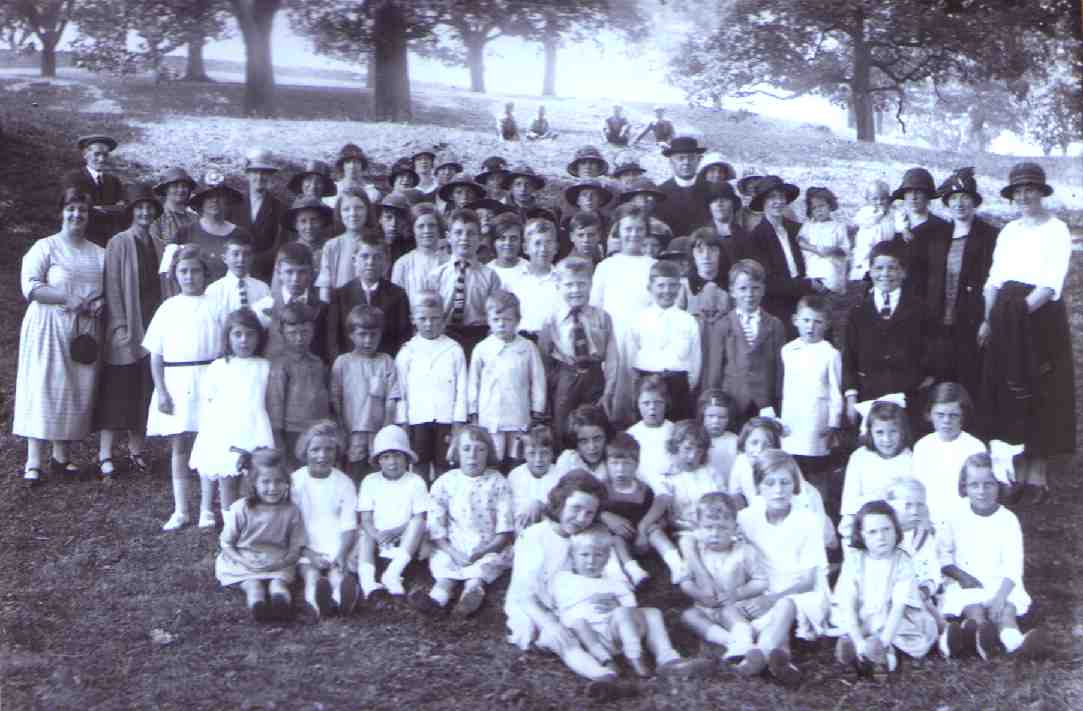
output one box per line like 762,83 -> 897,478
654,135 -> 711,239
232,148 -> 288,282
61,135 -> 125,247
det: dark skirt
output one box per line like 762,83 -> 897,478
94,357 -> 154,431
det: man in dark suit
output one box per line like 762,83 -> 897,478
328,233 -> 412,358
61,135 -> 125,247
654,136 -> 712,239
233,148 -> 288,283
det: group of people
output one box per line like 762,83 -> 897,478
497,102 -> 674,149
12,128 -> 1074,695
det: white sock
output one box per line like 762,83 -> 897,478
358,563 -> 378,593
430,585 -> 452,607
385,552 -> 410,579
661,550 -> 688,583
623,559 -> 649,585
706,625 -> 731,646
1000,627 -> 1023,652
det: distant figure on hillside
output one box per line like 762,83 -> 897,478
526,106 -> 557,141
603,105 -> 631,146
634,107 -> 675,148
61,135 -> 125,248
499,102 -> 520,141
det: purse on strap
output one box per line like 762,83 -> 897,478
70,312 -> 100,365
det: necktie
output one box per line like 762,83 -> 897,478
740,312 -> 756,345
238,277 -> 248,309
880,293 -> 891,319
570,306 -> 590,365
95,174 -> 103,191
449,261 -> 467,326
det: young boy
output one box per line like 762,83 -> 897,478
283,196 -> 334,274
510,218 -> 561,339
203,231 -> 271,322
488,212 -> 528,288
267,302 -> 332,468
536,256 -> 618,445
329,233 -> 411,358
502,165 -> 554,226
498,101 -> 520,141
682,228 -> 734,331
467,291 -> 547,468
255,242 -> 330,362
702,259 -> 786,428
395,290 -> 468,481
507,425 -> 560,532
566,146 -> 609,179
317,187 -> 373,302
843,240 -> 932,430
331,305 -> 401,482
378,192 -> 414,265
568,211 -> 604,264
438,176 -> 485,216
629,260 -> 701,422
425,208 -> 502,360
466,196 -> 505,262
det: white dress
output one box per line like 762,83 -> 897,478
627,420 -> 675,493
850,206 -> 896,281
798,220 -> 849,294
508,463 -> 562,524
709,433 -> 738,489
938,501 -> 1030,616
780,339 -> 843,456
291,466 -> 358,564
912,432 -> 987,527
188,357 -> 275,478
838,448 -> 915,539
142,294 -> 224,436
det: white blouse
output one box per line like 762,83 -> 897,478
985,216 -> 1071,300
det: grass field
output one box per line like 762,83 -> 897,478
2,69 -> 1082,711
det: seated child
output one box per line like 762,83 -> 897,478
291,420 -> 359,620
839,401 -> 914,543
329,233 -> 411,357
498,101 -> 520,141
508,425 -> 561,532
833,501 -> 939,674
355,425 -> 430,599
215,448 -> 304,623
798,187 -> 849,295
699,389 -> 738,485
551,525 -> 710,679
254,242 -> 330,362
203,231 -> 270,320
411,426 -> 514,617
391,203 -> 449,303
553,404 -> 611,482
526,106 -> 556,141
597,432 -> 653,586
626,376 -> 675,491
331,305 -> 400,482
728,417 -> 783,509
885,478 -> 943,632
267,303 -> 332,469
937,453 -> 1047,660
913,382 -> 987,528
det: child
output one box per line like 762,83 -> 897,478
913,383 -> 987,528
553,404 -> 610,482
254,242 -> 330,362
145,246 -> 224,531
598,432 -> 653,586
413,148 -> 437,194
487,211 -> 527,288
702,259 -> 786,427
612,154 -> 645,185
498,101 -> 520,141
562,179 -> 612,239
474,155 -> 509,199
329,233 -> 411,357
378,193 -> 414,266
703,181 -> 744,240
536,256 -> 617,445
590,205 -> 656,425
468,291 -> 546,467
728,417 -> 783,509
626,376 -> 675,491
466,196 -> 504,262
316,187 -> 376,302
215,448 -> 304,622
681,493 -> 787,677
280,196 -> 334,290
838,401 -> 915,543
550,525 -> 709,679
502,165 -> 548,223
355,424 -> 430,599
291,420 -> 359,619
629,260 -> 701,422
643,221 -> 672,260
737,450 -> 832,686
699,389 -> 738,484
438,176 -> 485,217
849,180 -> 895,283
391,203 -> 448,302
780,295 -> 843,476
425,208 -> 501,359
509,218 -> 561,338
411,426 -> 515,616
568,211 -> 603,264
202,232 -> 270,320
526,105 -> 556,141
833,501 -> 939,673
508,425 -> 561,532
938,453 -> 1046,659
395,290 -> 468,482
680,228 -> 734,331
189,309 -> 275,527
885,478 -> 944,633
267,303 -> 332,469
331,305 -> 401,482
797,187 -> 849,295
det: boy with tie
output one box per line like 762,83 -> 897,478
328,233 -> 411,358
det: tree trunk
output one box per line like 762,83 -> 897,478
466,37 -> 485,93
542,38 -> 557,97
40,31 -> 59,77
231,0 -> 281,116
849,17 -> 876,143
371,0 -> 411,121
366,48 -> 375,89
184,31 -> 211,81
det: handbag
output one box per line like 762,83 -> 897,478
70,313 -> 100,365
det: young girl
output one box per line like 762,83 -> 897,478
488,212 -> 528,288
798,187 -> 849,295
736,450 -> 832,686
598,432 -> 653,587
411,426 -> 514,617
189,309 -> 275,528
317,187 -> 376,303
390,203 -> 448,302
913,383 -> 987,528
626,376 -> 675,489
215,448 -> 304,622
508,425 -> 561,532
355,425 -> 430,599
699,389 -> 738,486
838,401 -> 915,543
144,246 -> 224,531
938,453 -> 1046,659
291,420 -> 359,620
728,417 -> 784,509
553,404 -> 610,482
834,501 -> 939,674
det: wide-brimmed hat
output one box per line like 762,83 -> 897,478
502,165 -> 546,190
564,179 -> 613,208
389,158 -> 420,187
891,167 -> 936,201
736,173 -> 764,197
336,143 -> 369,172
244,148 -> 279,173
661,135 -> 707,157
287,160 -> 336,197
380,191 -> 412,216
612,156 -> 646,178
124,182 -> 163,221
999,162 -> 1053,200
475,156 -> 510,185
283,195 -> 334,229
702,180 -> 741,209
77,134 -> 117,152
749,175 -> 800,212
438,176 -> 485,204
466,196 -> 509,214
411,148 -> 437,163
697,152 -> 736,181
369,425 -> 418,465
566,145 -> 610,177
188,169 -> 244,210
434,154 -> 464,174
938,167 -> 983,207
618,177 -> 666,204
153,167 -> 197,197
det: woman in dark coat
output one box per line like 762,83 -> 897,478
979,162 -> 1075,504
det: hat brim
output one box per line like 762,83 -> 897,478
999,182 -> 1053,200
749,183 -> 799,212
502,173 -> 546,190
245,164 -> 279,173
153,176 -> 197,197
661,145 -> 707,157
565,184 -> 613,207
736,176 -> 763,196
370,446 -> 418,465
612,165 -> 645,177
437,182 -> 485,203
940,188 -> 984,208
566,157 -> 611,177
78,135 -> 118,152
283,203 -> 334,229
890,186 -> 937,201
619,188 -> 666,204
390,169 -> 420,187
435,162 -> 464,173
466,198 -> 508,213
189,185 -> 244,209
288,173 -> 337,197
700,161 -> 737,181
412,151 -> 436,162
475,170 -> 509,184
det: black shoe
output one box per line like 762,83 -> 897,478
270,594 -> 292,622
251,599 -> 272,622
50,458 -> 81,478
315,578 -> 336,617
338,575 -> 359,616
408,588 -> 444,616
367,588 -> 392,606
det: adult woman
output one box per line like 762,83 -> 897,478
95,183 -> 166,480
164,172 -> 249,294
149,167 -> 197,249
14,187 -> 105,485
979,162 -> 1075,504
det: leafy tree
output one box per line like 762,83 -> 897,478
0,4 -> 35,53
11,0 -> 76,77
418,0 -> 515,94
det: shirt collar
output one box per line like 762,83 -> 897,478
360,279 -> 380,293
876,288 -> 901,306
86,167 -> 102,181
673,174 -> 696,188
283,287 -> 308,304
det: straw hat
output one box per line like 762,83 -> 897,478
188,169 -> 243,210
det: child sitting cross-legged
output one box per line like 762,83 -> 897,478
508,425 -> 561,533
